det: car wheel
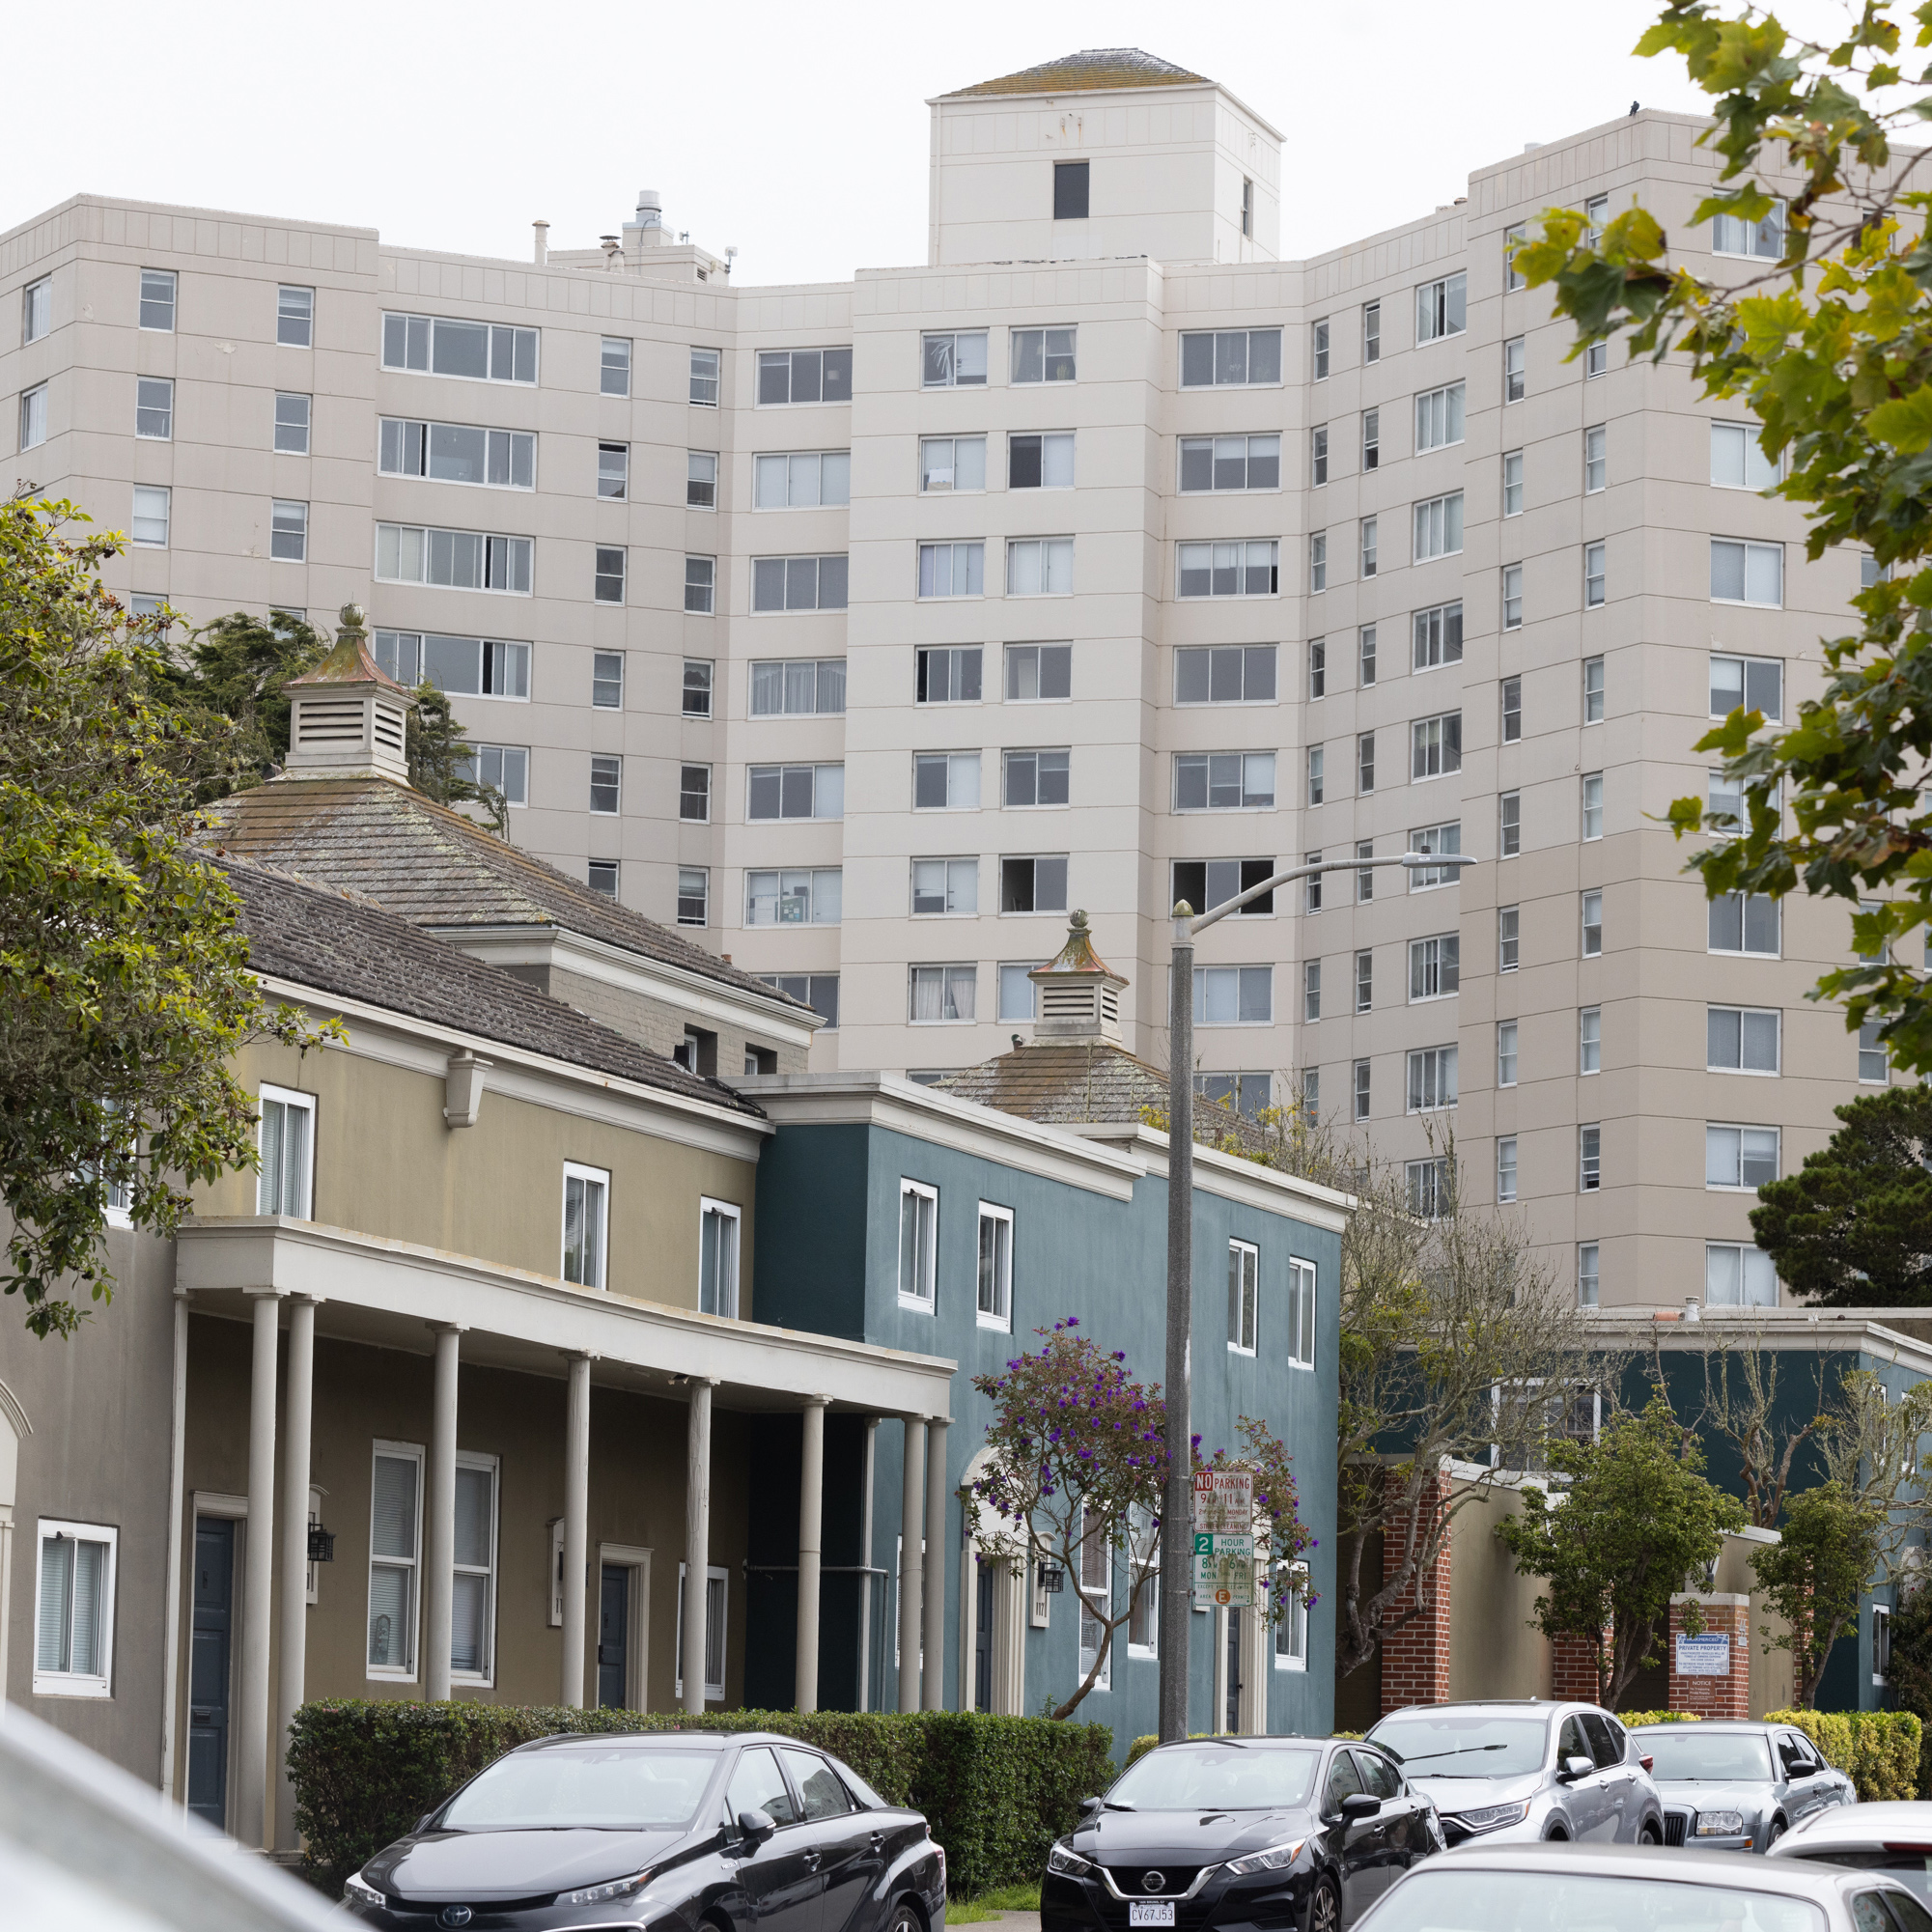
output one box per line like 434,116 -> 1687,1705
882,1901 -> 921,1932
1767,1821 -> 1786,1849
1639,1823 -> 1662,1847
1306,1877 -> 1339,1932
1545,1828 -> 1569,1842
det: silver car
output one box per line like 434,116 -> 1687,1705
1366,1700 -> 1666,1847
1770,1801 -> 1932,1904
1634,1720 -> 1856,1851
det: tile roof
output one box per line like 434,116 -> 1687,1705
200,776 -> 801,1014
944,48 -> 1211,98
218,856 -> 762,1117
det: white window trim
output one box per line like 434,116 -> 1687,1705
378,311 -> 541,384
32,1518 -> 118,1697
449,1450 -> 500,1688
561,1161 -> 611,1290
257,1083 -> 316,1218
898,1179 -> 938,1308
1273,1563 -> 1310,1671
1705,1122 -> 1781,1191
1708,1006 -> 1782,1078
1288,1255 -> 1317,1372
976,1200 -> 1014,1332
367,1440 -> 423,1683
1228,1237 -> 1259,1357
699,1196 -> 742,1319
674,1561 -> 729,1700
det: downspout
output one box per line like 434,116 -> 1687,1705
159,1290 -> 188,1809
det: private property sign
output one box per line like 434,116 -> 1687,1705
1675,1633 -> 1731,1677
1192,1470 -> 1254,1609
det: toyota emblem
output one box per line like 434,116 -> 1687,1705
1142,1873 -> 1165,1894
437,1911 -> 473,1929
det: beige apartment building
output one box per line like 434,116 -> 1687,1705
0,46 -> 1873,1312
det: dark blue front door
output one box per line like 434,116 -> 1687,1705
188,1517 -> 235,1826
598,1564 -> 629,1708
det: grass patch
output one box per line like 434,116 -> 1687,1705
950,1883 -> 1043,1920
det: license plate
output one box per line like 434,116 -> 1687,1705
1130,1905 -> 1175,1927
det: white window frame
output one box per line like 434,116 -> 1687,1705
1708,1005 -> 1782,1077
1497,1136 -> 1519,1204
674,1562 -> 729,1701
367,1441 -> 423,1681
379,310 -> 539,384
256,1083 -> 316,1218
1076,1501 -> 1112,1692
699,1197 -> 742,1319
374,523 -> 533,595
1273,1564 -> 1309,1670
1706,1123 -> 1780,1191
976,1201 -> 1014,1331
23,274 -> 52,343
898,1180 -> 938,1309
32,1519 -> 118,1697
378,416 -> 537,491
561,1162 -> 610,1290
448,1451 -> 499,1687
1710,538 -> 1784,608
1227,1239 -> 1259,1356
1288,1255 -> 1316,1371
1705,1242 -> 1778,1308
130,484 -> 170,548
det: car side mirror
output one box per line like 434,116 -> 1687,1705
415,1813 -> 437,1834
1340,1793 -> 1382,1821
738,1807 -> 776,1844
1639,1755 -> 1654,1775
1079,1796 -> 1104,1816
1559,1755 -> 1596,1782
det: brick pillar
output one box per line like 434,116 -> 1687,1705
1668,1594 -> 1751,1720
1379,1470 -> 1452,1715
1552,1632 -> 1607,1703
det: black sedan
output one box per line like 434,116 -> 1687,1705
339,1729 -> 945,1932
1042,1736 -> 1442,1932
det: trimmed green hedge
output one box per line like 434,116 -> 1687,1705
288,1703 -> 1112,1900
1619,1711 -> 1701,1726
1764,1708 -> 1921,1801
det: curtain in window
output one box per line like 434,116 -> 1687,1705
257,1096 -> 311,1217
37,1535 -> 72,1671
701,1208 -> 738,1317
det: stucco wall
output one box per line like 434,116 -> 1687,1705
1447,1483 -> 1554,1702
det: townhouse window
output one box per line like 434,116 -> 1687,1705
1227,1240 -> 1259,1355
761,972 -> 840,1028
1497,1019 -> 1519,1086
688,347 -> 720,406
1711,420 -> 1781,490
34,1521 -> 118,1696
914,751 -> 980,810
1358,733 -> 1375,796
1004,747 -> 1070,807
587,860 -> 619,898
1303,960 -> 1322,1022
1052,158 -> 1090,219
562,1162 -> 609,1288
1355,949 -> 1373,1013
918,645 -> 983,703
1712,538 -> 1783,605
1173,751 -> 1274,811
1861,1021 -> 1890,1084
1362,302 -> 1381,362
911,857 -> 978,916
462,743 -> 529,807
375,524 -> 531,593
1409,821 -> 1461,886
910,966 -> 975,1024
1012,328 -> 1077,383
1180,327 -> 1282,386
1579,1245 -> 1601,1307
1308,639 -> 1327,701
1708,1005 -> 1780,1074
746,868 -> 842,927
1193,966 -> 1273,1024
1503,336 -> 1526,404
381,311 -> 538,382
367,1446 -> 422,1675
977,1203 -> 1014,1328
1582,772 -> 1604,841
1128,1502 -> 1162,1656
270,499 -> 308,563
1180,434 -> 1281,492
748,763 -> 843,820
1007,538 -> 1074,595
1409,934 -> 1460,1001
753,553 -> 848,611
1582,889 -> 1603,956
1584,541 -> 1606,608
1714,199 -> 1785,259
374,632 -> 529,698
1502,563 -> 1523,630
1311,425 -> 1329,486
1706,1243 -> 1777,1307
683,660 -> 714,717
1361,409 -> 1380,471
131,485 -> 170,547
1173,858 -> 1275,919
590,651 -> 625,711
1414,492 -> 1465,561
751,658 -> 846,716
684,556 -> 716,613
598,337 -> 631,397
1504,221 -> 1527,292
998,964 -> 1043,1021
1415,271 -> 1467,343
1407,1046 -> 1458,1112
755,449 -> 851,508
1006,642 -> 1071,701
918,542 -> 984,598
257,1084 -> 315,1218
1077,1500 -> 1112,1691
1413,601 -> 1463,669
1497,1137 -> 1519,1203
1001,854 -> 1068,913
272,285 -> 315,348
674,1564 -> 728,1701
23,275 -> 51,343
1356,840 -> 1375,902
1710,892 -> 1779,956
1407,1157 -> 1452,1218
588,755 -> 622,815
683,449 -> 717,508
677,868 -> 709,927
449,1457 -> 498,1682
1580,1006 -> 1602,1075
757,348 -> 854,405
1711,654 -> 1783,720
22,380 -> 54,449
1580,1125 -> 1602,1191
1499,906 -> 1520,971
1304,854 -> 1324,915
1358,626 -> 1377,685
922,330 -> 988,387
1582,655 -> 1606,724
699,1199 -> 741,1317
590,442 -> 629,500
1010,433 -> 1075,490
921,434 -> 986,491
1415,381 -> 1466,451
274,393 -> 311,454
1502,448 -> 1525,517
1354,1058 -> 1372,1120
1306,745 -> 1325,806
1412,712 -> 1462,779
1707,1124 -> 1778,1190
379,419 -> 536,489
1360,518 -> 1378,577
1309,532 -> 1328,592
136,376 -> 173,439
139,268 -> 177,331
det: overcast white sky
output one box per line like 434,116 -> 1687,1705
2,0 -> 1867,284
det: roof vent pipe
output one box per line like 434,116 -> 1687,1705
532,220 -> 549,266
636,189 -> 662,231
1684,1296 -> 1702,1323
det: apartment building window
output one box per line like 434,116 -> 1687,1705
998,964 -> 1043,1021
1499,905 -> 1521,971
1586,340 -> 1608,378
1177,434 -> 1281,494
1861,1021 -> 1890,1084
1584,541 -> 1606,608
1504,220 -> 1527,292
1306,746 -> 1325,806
593,443 -> 630,500
1004,642 -> 1071,702
1226,1240 -> 1259,1355
1706,1242 -> 1777,1307
1180,328 -> 1282,386
1582,657 -> 1609,727
34,1520 -> 117,1697
587,860 -> 619,898
562,1163 -> 609,1288
458,744 -> 528,807
1502,564 -> 1523,630
1355,842 -> 1376,905
1415,271 -> 1467,343
1501,680 -> 1524,747
1001,854 -> 1068,913
1359,626 -> 1377,685
1362,301 -> 1381,362
922,330 -> 988,387
1358,733 -> 1375,795
1714,199 -> 1785,259
19,382 -> 48,450
1497,1137 -> 1519,1203
589,651 -> 625,711
1173,858 -> 1275,919
1711,654 -> 1782,722
1710,892 -> 1779,956
751,658 -> 846,716
1307,639 -> 1327,701
1412,713 -> 1462,779
1415,381 -> 1466,451
1709,1004 -> 1780,1074
1241,176 -> 1255,238
1050,157 -> 1090,218
757,348 -> 854,405
1303,960 -> 1322,1022
1707,1124 -> 1778,1190
1355,949 -> 1373,1012
1408,1046 -> 1458,1112
1414,492 -> 1464,562
1498,792 -> 1522,857
685,450 -> 717,508
1360,518 -> 1378,577
753,554 -> 848,611
1004,747 -> 1070,807
914,752 -> 980,810
746,869 -> 842,926
1582,889 -> 1604,956
1410,821 -> 1462,886
1170,640 -> 1275,709
917,646 -> 982,703
596,337 -> 631,397
591,546 -> 626,604
911,858 -> 978,916
1502,336 -> 1526,404
368,1446 -> 422,1676
1579,1245 -> 1601,1306
1198,1072 -> 1274,1120
267,288 -> 315,352
139,268 -> 177,331
749,763 -> 843,821
1309,531 -> 1328,592
689,347 -> 720,406
756,450 -> 851,508
977,1202 -> 1014,1330
1712,538 -> 1783,605
380,419 -> 537,490
697,1199 -> 742,1319
373,632 -> 529,698
921,434 -> 986,491
273,393 -> 311,454
672,555 -> 711,615
682,660 -> 714,717
910,966 -> 975,1025
131,485 -> 170,547
1502,448 -> 1525,517
23,275 -> 51,343
1582,772 -> 1604,841
1008,538 -> 1074,595
1012,328 -> 1077,384
132,376 -> 174,440
376,524 -> 531,594
1194,966 -> 1273,1024
588,756 -> 622,815
1010,433 -> 1075,490
1304,854 -> 1324,915
382,312 -> 537,382
1580,1125 -> 1602,1191
270,500 -> 308,563
762,973 -> 840,1028
1711,420 -> 1781,490
677,869 -> 709,926
257,1084 -> 315,1218
1410,934 -> 1459,1001
1354,1059 -> 1372,1119
1174,751 -> 1274,811
1498,1020 -> 1519,1086
1309,318 -> 1331,381
1411,602 -> 1463,672
1581,1006 -> 1602,1075
919,542 -> 984,598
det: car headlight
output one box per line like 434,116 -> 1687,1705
560,1869 -> 652,1906
1452,1801 -> 1531,1834
1225,1838 -> 1306,1875
1695,1812 -> 1747,1837
1048,1845 -> 1094,1879
342,1871 -> 383,1907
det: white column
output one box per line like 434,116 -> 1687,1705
1213,1606 -> 1230,1735
560,1354 -> 591,1707
158,1291 -> 189,1794
855,1417 -> 878,1713
238,1287 -> 283,1851
683,1379 -> 715,1715
274,1297 -> 316,1848
922,1417 -> 948,1712
795,1397 -> 828,1713
897,1416 -> 925,1715
423,1325 -> 462,1702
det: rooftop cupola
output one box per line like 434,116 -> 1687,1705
279,604 -> 413,784
1027,910 -> 1127,1043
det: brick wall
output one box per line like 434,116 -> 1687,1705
1379,1470 -> 1451,1714
1552,1632 -> 1606,1703
1667,1595 -> 1751,1720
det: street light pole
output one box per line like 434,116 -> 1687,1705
1156,847 -> 1474,1741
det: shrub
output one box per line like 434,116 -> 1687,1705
1763,1708 -> 1921,1801
288,1702 -> 1110,1899
1618,1711 -> 1701,1726
1125,1734 -> 1160,1769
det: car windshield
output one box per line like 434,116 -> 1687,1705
1790,1851 -> 1932,1906
1106,1745 -> 1320,1810
440,1747 -> 715,1831
1354,1869 -> 1826,1932
1640,1731 -> 1775,1782
1368,1716 -> 1548,1778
